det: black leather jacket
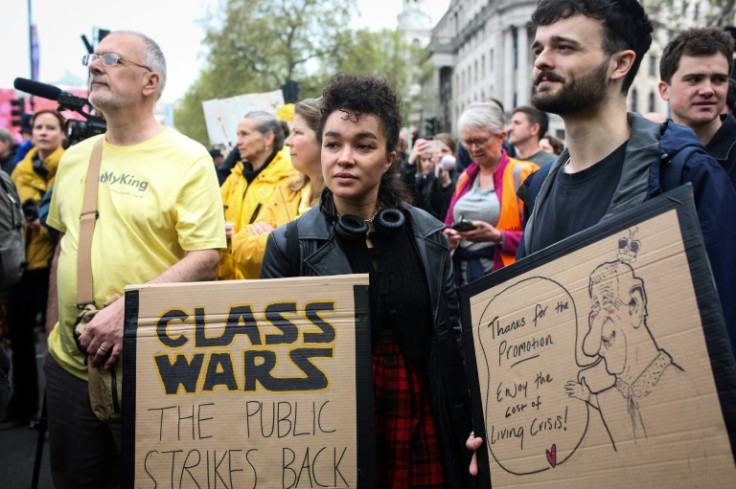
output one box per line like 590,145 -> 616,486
261,200 -> 475,488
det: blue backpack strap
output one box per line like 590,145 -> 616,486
660,145 -> 706,192
659,145 -> 694,193
657,120 -> 708,193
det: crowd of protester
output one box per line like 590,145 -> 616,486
0,0 -> 735,487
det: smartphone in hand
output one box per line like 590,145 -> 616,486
451,219 -> 477,232
426,140 -> 442,154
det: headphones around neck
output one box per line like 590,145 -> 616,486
334,208 -> 406,241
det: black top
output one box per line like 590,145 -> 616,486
530,141 -> 627,252
216,147 -> 240,186
241,150 -> 278,184
414,172 -> 454,221
340,214 -> 433,363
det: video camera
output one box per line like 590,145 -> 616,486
65,117 -> 107,145
13,77 -> 107,146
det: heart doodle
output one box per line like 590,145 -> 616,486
546,443 -> 557,468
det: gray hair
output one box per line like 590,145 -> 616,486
457,101 -> 506,134
0,128 -> 13,145
114,30 -> 167,101
245,110 -> 288,151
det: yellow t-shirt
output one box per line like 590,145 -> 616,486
47,129 -> 227,379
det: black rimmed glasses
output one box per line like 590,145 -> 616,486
81,53 -> 152,72
460,132 -> 503,149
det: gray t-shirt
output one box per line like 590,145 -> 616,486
453,174 -> 500,278
523,150 -> 557,166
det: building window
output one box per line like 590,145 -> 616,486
490,48 -> 494,72
482,55 -> 486,78
648,91 -> 656,113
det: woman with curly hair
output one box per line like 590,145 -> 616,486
261,74 -> 476,488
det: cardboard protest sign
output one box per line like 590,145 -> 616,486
202,90 -> 285,147
459,186 -> 736,487
122,274 -> 374,489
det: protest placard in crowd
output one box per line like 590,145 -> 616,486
122,274 -> 373,489
460,186 -> 736,488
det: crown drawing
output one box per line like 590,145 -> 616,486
617,227 -> 640,264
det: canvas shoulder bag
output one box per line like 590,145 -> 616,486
72,137 -> 123,422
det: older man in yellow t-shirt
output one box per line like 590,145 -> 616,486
44,31 -> 226,489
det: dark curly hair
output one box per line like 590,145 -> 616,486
532,0 -> 653,94
319,73 -> 410,206
318,73 -> 402,152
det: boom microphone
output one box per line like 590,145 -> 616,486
13,77 -> 89,110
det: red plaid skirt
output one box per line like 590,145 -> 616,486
373,342 -> 444,488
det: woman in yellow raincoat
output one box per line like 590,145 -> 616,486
231,99 -> 325,278
219,111 -> 292,279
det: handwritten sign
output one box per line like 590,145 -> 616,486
122,274 -> 373,489
475,277 -> 587,474
460,189 -> 736,488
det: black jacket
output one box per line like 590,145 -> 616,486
261,199 -> 475,488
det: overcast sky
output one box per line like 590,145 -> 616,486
2,0 -> 449,103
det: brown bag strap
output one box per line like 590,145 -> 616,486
77,138 -> 104,308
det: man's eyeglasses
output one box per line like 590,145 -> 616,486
82,53 -> 152,72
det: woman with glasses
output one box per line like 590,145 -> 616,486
261,74 -> 476,488
443,101 -> 538,286
219,110 -> 292,280
230,99 -> 324,278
